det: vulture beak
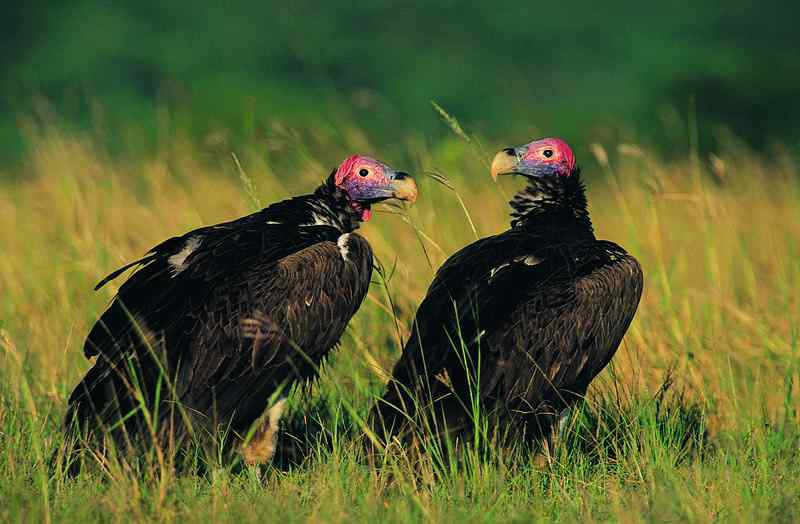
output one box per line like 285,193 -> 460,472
388,171 -> 418,203
490,148 -> 521,181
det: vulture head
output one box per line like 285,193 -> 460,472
332,155 -> 418,221
490,137 -> 588,226
490,137 -> 577,180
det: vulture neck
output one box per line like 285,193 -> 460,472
509,171 -> 594,239
310,181 -> 362,231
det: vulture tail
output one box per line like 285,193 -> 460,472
93,254 -> 157,291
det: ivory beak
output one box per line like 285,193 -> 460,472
390,174 -> 418,203
490,150 -> 519,181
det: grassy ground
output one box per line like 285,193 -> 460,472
1,119 -> 799,522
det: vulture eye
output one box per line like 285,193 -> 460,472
543,149 -> 553,158
358,168 -> 369,177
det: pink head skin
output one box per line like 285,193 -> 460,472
332,155 -> 418,221
491,137 -> 577,180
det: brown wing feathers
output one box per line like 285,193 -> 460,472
66,188 -> 375,460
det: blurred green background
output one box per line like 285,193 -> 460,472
2,1 -> 799,164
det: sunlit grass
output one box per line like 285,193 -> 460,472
0,119 -> 799,522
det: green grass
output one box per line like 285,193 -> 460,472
1,116 -> 799,522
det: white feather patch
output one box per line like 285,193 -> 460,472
519,255 -> 542,266
489,262 -> 510,279
337,233 -> 351,261
489,255 -> 542,280
303,212 -> 333,227
168,236 -> 202,276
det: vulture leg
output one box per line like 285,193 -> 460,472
538,406 -> 573,466
240,399 -> 286,466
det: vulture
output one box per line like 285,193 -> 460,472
65,155 -> 417,465
371,138 -> 643,459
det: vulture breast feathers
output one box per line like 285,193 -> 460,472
372,138 -> 643,452
66,155 -> 417,459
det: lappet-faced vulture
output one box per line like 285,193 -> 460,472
372,138 -> 642,460
66,155 -> 417,466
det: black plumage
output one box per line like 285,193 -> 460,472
65,156 -> 416,464
371,139 -> 643,457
